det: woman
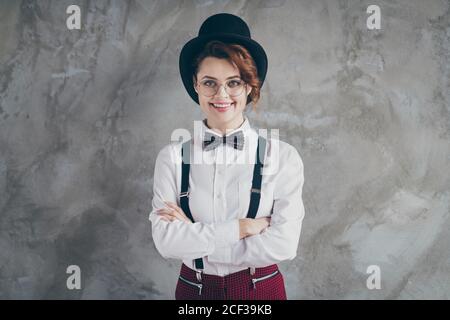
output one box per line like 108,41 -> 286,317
149,13 -> 305,300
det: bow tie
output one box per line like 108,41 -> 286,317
203,130 -> 245,151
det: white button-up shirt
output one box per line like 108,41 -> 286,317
149,116 -> 305,276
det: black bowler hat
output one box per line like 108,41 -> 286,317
179,13 -> 268,105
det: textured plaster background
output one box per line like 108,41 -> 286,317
0,0 -> 449,299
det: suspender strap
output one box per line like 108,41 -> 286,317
180,136 -> 267,270
180,140 -> 204,270
180,140 -> 194,222
246,136 -> 267,219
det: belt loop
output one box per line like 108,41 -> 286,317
249,267 -> 256,276
196,270 -> 202,282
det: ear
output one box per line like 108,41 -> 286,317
246,85 -> 252,96
193,76 -> 198,93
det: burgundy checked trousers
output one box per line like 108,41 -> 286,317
175,263 -> 287,300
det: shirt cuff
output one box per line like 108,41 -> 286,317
213,219 -> 239,249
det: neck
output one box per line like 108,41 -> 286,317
205,116 -> 245,136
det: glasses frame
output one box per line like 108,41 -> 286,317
195,78 -> 248,98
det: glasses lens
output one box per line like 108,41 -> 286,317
226,80 -> 244,97
198,80 -> 245,97
198,80 -> 216,97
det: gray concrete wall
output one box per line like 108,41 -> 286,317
0,0 -> 449,299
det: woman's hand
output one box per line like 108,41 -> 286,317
239,217 -> 271,239
156,201 -> 192,224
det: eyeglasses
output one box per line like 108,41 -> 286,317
196,79 -> 247,97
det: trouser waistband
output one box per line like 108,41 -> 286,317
179,263 -> 279,288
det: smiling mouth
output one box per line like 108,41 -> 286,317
209,102 -> 236,108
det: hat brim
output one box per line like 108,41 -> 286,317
179,33 -> 268,105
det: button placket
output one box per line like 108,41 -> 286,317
215,147 -> 227,275
213,147 -> 226,215
212,147 -> 219,222
217,149 -> 226,206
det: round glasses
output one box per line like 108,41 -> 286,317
196,79 -> 247,97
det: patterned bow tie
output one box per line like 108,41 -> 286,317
203,130 -> 245,151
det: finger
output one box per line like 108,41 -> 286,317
159,215 -> 171,222
169,208 -> 189,222
156,209 -> 173,215
159,209 -> 187,223
164,202 -> 183,214
167,214 -> 176,222
256,216 -> 270,224
158,213 -> 174,222
161,203 -> 191,223
164,201 -> 177,207
165,202 -> 189,219
164,201 -> 185,214
159,209 -> 178,219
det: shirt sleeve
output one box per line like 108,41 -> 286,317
207,145 -> 305,267
149,143 -> 240,261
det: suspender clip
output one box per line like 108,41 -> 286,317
180,191 -> 190,198
251,188 -> 261,194
196,270 -> 202,282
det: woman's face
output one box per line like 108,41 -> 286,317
194,57 -> 251,132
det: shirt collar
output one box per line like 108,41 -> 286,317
202,116 -> 251,136
194,116 -> 252,148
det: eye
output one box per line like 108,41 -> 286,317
227,80 -> 242,88
202,80 -> 216,87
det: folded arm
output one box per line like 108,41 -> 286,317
149,143 -> 240,260
207,146 -> 306,268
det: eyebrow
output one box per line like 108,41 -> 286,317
201,75 -> 241,80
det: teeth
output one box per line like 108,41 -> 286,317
212,103 -> 233,108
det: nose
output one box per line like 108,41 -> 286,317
216,84 -> 229,98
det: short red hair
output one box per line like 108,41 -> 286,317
192,40 -> 261,110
